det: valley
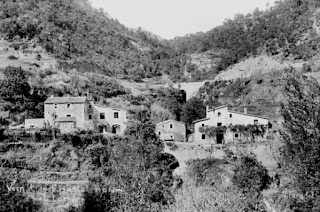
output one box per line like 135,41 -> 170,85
0,0 -> 320,211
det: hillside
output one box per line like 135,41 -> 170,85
169,0 -> 320,71
0,0 -> 189,82
163,0 -> 320,127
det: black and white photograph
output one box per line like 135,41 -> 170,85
0,0 -> 320,211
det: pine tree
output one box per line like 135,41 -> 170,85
280,75 -> 320,211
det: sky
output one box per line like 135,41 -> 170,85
90,0 -> 277,39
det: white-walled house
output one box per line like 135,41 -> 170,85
193,105 -> 269,144
91,103 -> 127,135
155,119 -> 186,142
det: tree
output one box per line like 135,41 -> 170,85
0,66 -> 30,101
181,97 -> 206,130
280,76 -> 320,211
232,154 -> 271,194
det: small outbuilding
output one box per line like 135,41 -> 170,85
156,119 -> 186,142
24,118 -> 45,129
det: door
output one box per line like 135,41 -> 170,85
216,134 -> 224,144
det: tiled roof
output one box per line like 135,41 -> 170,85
25,118 -> 45,125
193,118 -> 210,123
228,110 -> 268,120
44,96 -> 87,104
94,104 -> 126,111
207,105 -> 229,112
56,117 -> 76,122
156,119 -> 186,126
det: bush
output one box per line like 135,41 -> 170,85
232,154 -> 271,194
166,142 -> 178,151
10,43 -> 21,50
61,130 -> 110,148
0,175 -> 41,211
36,53 -> 41,60
7,55 -> 18,60
187,158 -> 228,185
166,180 -> 266,212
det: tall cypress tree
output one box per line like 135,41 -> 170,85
281,75 -> 320,211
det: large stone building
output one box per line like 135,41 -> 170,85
44,97 -> 92,130
193,105 -> 269,144
25,96 -> 127,134
156,119 -> 186,142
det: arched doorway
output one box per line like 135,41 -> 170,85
98,124 -> 109,134
112,125 -> 121,134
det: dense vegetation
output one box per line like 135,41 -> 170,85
0,175 -> 41,211
0,0 -> 189,82
280,75 -> 320,211
170,0 -> 320,70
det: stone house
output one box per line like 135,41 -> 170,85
24,96 -> 127,134
156,119 -> 186,142
193,105 -> 269,144
44,96 -> 93,130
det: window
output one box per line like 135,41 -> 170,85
235,133 -> 239,138
202,134 -> 206,139
67,104 -> 71,108
100,113 -> 105,119
114,112 -> 119,119
217,123 -> 222,127
159,131 -> 161,135
230,114 -> 232,118
89,104 -> 92,109
254,120 -> 258,125
66,114 -> 71,117
170,124 -> 173,129
202,124 -> 205,127
89,115 -> 92,120
54,104 -> 57,109
218,112 -> 221,117
30,125 -> 35,128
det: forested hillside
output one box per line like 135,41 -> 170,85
169,0 -> 320,71
0,0 -> 187,81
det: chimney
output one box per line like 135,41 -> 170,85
244,107 -> 248,114
206,105 -> 210,113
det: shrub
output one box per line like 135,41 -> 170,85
10,43 -> 21,50
166,180 -> 266,212
21,43 -> 29,50
61,130 -> 109,148
187,158 -> 228,185
232,154 -> 271,194
166,142 -> 178,151
36,53 -> 41,60
0,175 -> 41,211
7,55 -> 18,60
